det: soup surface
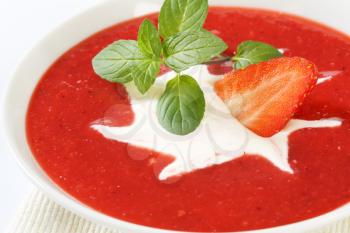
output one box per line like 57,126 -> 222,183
27,7 -> 350,232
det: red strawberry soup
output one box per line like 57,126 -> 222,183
26,7 -> 350,232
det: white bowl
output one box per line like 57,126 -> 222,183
3,0 -> 350,233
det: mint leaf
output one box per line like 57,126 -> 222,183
157,75 -> 205,135
138,19 -> 162,58
92,40 -> 146,83
233,40 -> 283,70
159,0 -> 208,38
163,30 -> 227,72
133,60 -> 161,94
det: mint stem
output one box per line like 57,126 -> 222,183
202,55 -> 231,65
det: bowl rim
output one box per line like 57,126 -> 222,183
3,0 -> 350,233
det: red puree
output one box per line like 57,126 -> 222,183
27,7 -> 350,232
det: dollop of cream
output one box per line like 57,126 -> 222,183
92,65 -> 342,180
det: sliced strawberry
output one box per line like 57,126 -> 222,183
214,57 -> 318,137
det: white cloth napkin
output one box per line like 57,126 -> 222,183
7,189 -> 350,233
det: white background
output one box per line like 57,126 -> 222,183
0,0 -> 98,232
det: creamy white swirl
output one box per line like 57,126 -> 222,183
92,65 -> 342,180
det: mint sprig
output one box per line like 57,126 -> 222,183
92,0 -> 226,135
92,0 -> 283,136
